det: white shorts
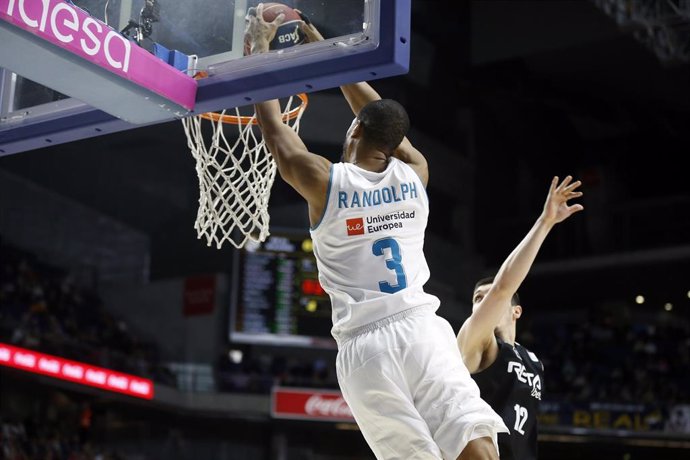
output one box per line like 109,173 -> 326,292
336,306 -> 509,460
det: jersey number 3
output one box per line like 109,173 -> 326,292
372,237 -> 407,293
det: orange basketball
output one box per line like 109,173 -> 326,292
261,2 -> 301,24
262,3 -> 306,50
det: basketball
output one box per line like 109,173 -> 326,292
261,2 -> 307,50
261,2 -> 301,24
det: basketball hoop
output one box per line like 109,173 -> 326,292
181,84 -> 308,250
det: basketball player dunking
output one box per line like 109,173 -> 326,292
246,4 -> 508,459
457,176 -> 584,459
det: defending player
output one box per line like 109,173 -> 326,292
457,175 -> 584,459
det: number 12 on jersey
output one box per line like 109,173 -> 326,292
513,404 -> 528,435
372,237 -> 407,293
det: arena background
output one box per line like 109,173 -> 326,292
1,1 -> 689,459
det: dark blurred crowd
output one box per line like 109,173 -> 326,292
523,304 -> 690,405
1,419 -> 122,460
0,243 -> 174,385
1,392 -> 121,460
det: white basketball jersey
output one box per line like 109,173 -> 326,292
310,157 -> 440,343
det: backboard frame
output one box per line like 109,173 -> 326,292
0,0 -> 410,157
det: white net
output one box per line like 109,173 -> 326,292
181,94 -> 307,249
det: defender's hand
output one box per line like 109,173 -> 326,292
541,175 -> 584,226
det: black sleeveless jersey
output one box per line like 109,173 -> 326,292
471,337 -> 544,460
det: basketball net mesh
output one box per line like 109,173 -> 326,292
181,95 -> 306,249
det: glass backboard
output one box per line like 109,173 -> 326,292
0,0 -> 410,155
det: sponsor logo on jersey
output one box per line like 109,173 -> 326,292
507,361 -> 542,400
366,210 -> 415,233
345,211 -> 416,236
346,218 -> 364,236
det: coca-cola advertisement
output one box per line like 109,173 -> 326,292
271,387 -> 355,422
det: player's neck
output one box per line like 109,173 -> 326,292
496,326 -> 516,346
352,149 -> 390,172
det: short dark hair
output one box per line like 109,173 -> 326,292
474,276 -> 521,306
357,99 -> 410,152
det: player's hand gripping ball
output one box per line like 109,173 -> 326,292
245,2 -> 306,55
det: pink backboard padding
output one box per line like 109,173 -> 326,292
0,0 -> 196,109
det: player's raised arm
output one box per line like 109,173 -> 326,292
247,4 -> 331,225
457,176 -> 584,372
298,19 -> 383,117
299,19 -> 428,185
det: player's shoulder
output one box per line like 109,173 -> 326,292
391,156 -> 422,176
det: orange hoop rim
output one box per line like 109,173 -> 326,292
198,92 -> 309,125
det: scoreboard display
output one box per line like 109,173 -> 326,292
229,230 -> 335,348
